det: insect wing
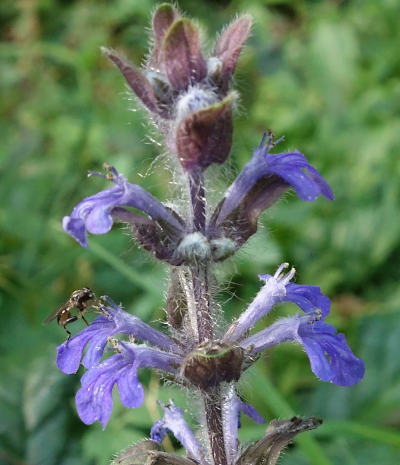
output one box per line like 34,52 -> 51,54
43,302 -> 69,325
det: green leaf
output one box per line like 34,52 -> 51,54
23,356 -> 73,431
320,420 -> 400,448
26,408 -> 69,465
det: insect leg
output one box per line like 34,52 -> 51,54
63,316 -> 78,341
65,327 -> 72,341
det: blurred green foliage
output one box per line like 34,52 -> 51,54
1,0 -> 400,464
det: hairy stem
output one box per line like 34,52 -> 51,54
188,171 -> 228,465
204,388 -> 228,465
189,170 -> 206,233
191,263 -> 213,341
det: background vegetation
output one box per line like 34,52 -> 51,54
1,0 -> 400,464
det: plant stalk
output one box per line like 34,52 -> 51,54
188,170 -> 228,465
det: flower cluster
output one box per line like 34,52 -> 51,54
63,133 -> 333,264
55,5 -> 365,465
57,265 -> 363,431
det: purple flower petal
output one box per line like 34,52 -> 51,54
240,401 -> 265,425
300,321 -> 365,386
62,217 -> 87,248
267,151 -> 334,202
116,364 -> 144,409
57,325 -> 100,374
76,342 -> 181,429
149,420 -> 166,443
285,283 -> 330,318
241,312 -> 365,387
76,354 -> 128,429
56,297 -> 182,374
63,167 -> 184,248
81,328 -> 110,369
150,401 -> 206,463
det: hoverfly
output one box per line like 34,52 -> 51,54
43,287 -> 98,340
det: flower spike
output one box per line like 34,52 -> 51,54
54,7 -> 365,464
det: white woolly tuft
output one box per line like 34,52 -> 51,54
177,232 -> 211,263
175,85 -> 219,122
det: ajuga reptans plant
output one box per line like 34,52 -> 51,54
57,5 -> 365,465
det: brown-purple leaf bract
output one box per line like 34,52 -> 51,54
131,218 -> 184,266
162,19 -> 207,90
210,176 -> 289,247
102,47 -> 161,115
182,341 -> 244,390
214,15 -> 252,84
176,93 -> 234,171
237,416 -> 322,465
151,3 -> 180,69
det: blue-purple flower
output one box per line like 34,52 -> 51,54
57,296 -> 182,375
228,263 -> 365,387
222,263 -> 365,386
147,389 -> 264,464
62,165 -> 185,249
208,133 -> 334,247
56,298 -> 185,428
240,312 -> 365,386
76,342 -> 181,429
